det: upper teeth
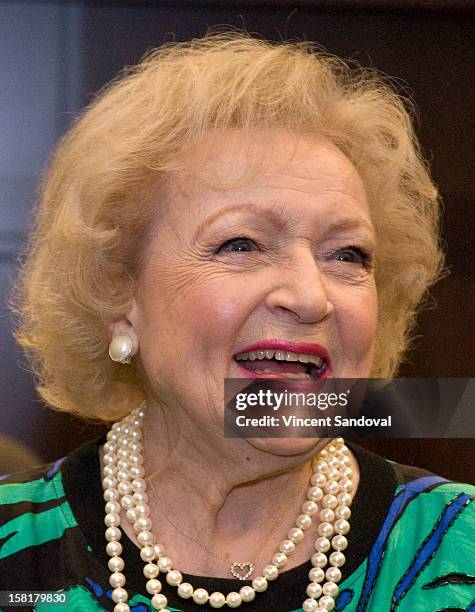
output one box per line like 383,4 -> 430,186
235,350 -> 323,368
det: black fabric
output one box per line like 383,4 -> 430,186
62,437 -> 397,611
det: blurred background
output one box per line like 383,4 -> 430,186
0,0 -> 473,479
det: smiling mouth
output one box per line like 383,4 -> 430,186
233,355 -> 329,380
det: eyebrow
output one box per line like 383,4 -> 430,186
196,202 -> 375,241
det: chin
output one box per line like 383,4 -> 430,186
246,437 -> 322,457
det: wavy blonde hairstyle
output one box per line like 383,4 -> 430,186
9,32 -> 445,421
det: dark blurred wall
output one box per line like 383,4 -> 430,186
0,1 -> 473,480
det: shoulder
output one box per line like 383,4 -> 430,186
0,458 -> 77,560
362,458 -> 474,610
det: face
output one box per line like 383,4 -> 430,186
124,129 -> 378,453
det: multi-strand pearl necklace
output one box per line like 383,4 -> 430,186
102,405 -> 354,611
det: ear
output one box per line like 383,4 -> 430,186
108,298 -> 140,355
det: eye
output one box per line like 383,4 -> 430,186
215,236 -> 260,254
335,246 -> 373,269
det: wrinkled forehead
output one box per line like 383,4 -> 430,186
162,127 -> 367,210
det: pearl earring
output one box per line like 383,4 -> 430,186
109,333 -> 134,364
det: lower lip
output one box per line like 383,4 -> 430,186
232,358 -> 333,380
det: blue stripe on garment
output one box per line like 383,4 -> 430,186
392,492 -> 473,608
356,475 -> 448,612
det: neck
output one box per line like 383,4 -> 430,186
107,400 -> 359,577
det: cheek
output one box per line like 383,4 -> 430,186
335,284 -> 378,356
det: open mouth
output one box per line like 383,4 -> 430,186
233,350 -> 330,380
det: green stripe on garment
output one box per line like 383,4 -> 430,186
0,472 -> 64,505
0,500 -> 77,559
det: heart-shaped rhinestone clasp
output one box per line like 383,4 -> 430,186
230,561 -> 254,580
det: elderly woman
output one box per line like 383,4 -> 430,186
0,34 -> 473,612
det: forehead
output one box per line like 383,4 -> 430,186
161,128 -> 369,226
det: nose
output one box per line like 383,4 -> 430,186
265,247 -> 334,325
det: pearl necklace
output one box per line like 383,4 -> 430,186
102,405 -> 354,611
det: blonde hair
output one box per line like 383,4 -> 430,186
9,32 -> 445,421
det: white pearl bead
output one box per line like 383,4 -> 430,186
319,595 -> 336,610
321,494 -> 338,509
192,588 -> 209,604
106,431 -> 118,442
323,581 -> 339,597
308,486 -> 324,502
279,539 -> 296,555
335,505 -> 351,520
318,521 -> 334,538
288,527 -> 305,543
306,582 -> 323,598
177,582 -> 194,598
114,603 -> 130,612
340,478 -> 353,493
319,508 -> 335,523
313,460 -> 328,473
158,556 -> 173,572
108,556 -> 125,572
302,500 -> 318,516
146,578 -> 162,594
311,473 -> 327,487
117,460 -> 129,471
111,587 -> 128,603
125,508 -> 137,523
117,470 -> 130,482
105,512 -> 121,528
137,530 -> 154,546
109,572 -> 126,588
140,546 -> 156,562
325,480 -> 340,495
128,454 -> 142,466
133,491 -> 148,503
117,449 -> 129,460
311,552 -> 328,568
150,593 -> 167,610
135,504 -> 150,518
143,563 -> 159,579
209,592 -> 226,608
314,536 -> 331,553
239,586 -> 255,602
331,535 -> 348,551
272,552 -> 288,568
103,453 -> 117,465
329,551 -> 345,567
325,566 -> 342,582
302,598 -> 318,611
105,527 -> 121,542
296,514 -> 312,530
263,564 -> 279,580
104,488 -> 120,502
166,569 -> 183,586
118,482 -> 133,496
334,519 -> 350,535
309,567 -> 325,583
103,464 -> 117,476
337,492 -> 352,506
106,541 -> 123,557
105,501 -> 121,515
134,517 -> 152,533
132,478 -> 146,492
252,576 -> 268,592
226,592 -> 242,607
129,465 -> 144,478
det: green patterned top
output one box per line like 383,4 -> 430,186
0,438 -> 474,611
